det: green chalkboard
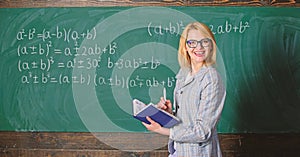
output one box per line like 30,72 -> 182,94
0,7 -> 299,133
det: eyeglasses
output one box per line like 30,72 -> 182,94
186,38 -> 212,48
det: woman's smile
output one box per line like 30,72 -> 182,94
193,50 -> 205,57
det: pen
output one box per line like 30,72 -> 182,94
163,87 -> 176,113
163,87 -> 166,102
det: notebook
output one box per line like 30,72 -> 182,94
132,99 -> 180,128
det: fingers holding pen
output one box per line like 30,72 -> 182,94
156,97 -> 173,114
157,97 -> 168,109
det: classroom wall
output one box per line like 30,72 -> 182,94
0,0 -> 299,157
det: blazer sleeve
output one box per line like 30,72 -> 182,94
169,69 -> 226,143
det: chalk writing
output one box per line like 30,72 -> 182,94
20,72 -> 176,88
147,21 -> 184,36
15,26 -> 173,89
209,21 -> 250,35
16,26 -> 96,43
147,20 -> 250,36
17,41 -> 52,57
107,57 -> 160,70
18,57 -> 54,72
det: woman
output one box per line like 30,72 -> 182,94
142,22 -> 226,157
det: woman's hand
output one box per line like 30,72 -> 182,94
142,116 -> 161,132
142,116 -> 170,136
156,97 -> 173,114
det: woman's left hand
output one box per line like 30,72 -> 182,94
142,116 -> 162,132
142,116 -> 171,136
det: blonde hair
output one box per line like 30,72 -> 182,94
178,22 -> 217,68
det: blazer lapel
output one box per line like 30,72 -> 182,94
175,66 -> 210,91
175,68 -> 191,90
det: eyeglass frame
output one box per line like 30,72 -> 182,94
186,38 -> 212,48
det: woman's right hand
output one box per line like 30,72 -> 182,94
156,97 -> 173,114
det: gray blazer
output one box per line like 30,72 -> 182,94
168,66 -> 226,157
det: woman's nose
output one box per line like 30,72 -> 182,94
195,43 -> 204,49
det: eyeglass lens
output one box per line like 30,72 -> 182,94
186,38 -> 211,48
